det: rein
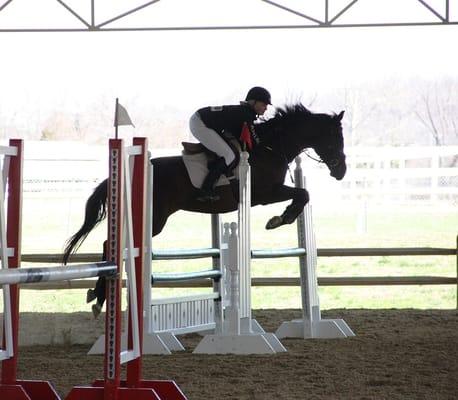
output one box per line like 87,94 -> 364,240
302,149 -> 340,168
302,149 -> 325,164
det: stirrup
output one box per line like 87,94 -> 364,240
86,289 -> 97,303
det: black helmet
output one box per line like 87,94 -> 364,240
245,86 -> 271,105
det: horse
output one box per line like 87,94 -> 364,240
62,103 -> 346,315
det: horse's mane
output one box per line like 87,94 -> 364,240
256,103 -> 314,138
254,103 -> 340,159
273,103 -> 313,121
261,103 -> 338,129
259,103 -> 314,130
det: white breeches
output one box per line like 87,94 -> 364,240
189,112 -> 236,166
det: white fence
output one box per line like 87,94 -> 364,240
18,141 -> 179,196
21,141 -> 106,196
302,145 -> 458,206
4,141 -> 458,206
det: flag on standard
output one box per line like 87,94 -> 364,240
114,101 -> 135,127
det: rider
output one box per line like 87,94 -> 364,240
189,86 -> 271,202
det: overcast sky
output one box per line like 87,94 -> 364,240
1,1 -> 457,128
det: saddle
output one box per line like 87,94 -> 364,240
181,141 -> 241,190
181,142 -> 208,155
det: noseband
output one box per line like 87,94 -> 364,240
302,149 -> 340,168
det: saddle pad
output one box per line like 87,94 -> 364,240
182,151 -> 235,189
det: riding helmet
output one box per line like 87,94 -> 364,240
245,86 -> 272,105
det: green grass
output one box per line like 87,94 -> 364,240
5,197 -> 457,313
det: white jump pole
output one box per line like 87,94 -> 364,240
140,151 -> 181,354
0,263 -> 117,285
194,152 -> 286,354
275,156 -> 355,339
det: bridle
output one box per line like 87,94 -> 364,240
302,149 -> 340,168
257,122 -> 341,182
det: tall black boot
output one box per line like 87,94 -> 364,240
196,157 -> 227,202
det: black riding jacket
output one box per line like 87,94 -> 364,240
197,103 -> 260,146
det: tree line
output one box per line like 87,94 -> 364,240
1,77 -> 457,152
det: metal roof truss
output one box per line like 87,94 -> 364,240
0,0 -> 456,32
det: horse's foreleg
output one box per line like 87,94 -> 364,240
264,185 -> 309,229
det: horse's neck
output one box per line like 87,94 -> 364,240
279,123 -> 317,163
258,116 -> 319,162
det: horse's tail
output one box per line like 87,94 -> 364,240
62,179 -> 108,265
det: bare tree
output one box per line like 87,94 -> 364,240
414,78 -> 458,167
414,78 -> 458,146
338,87 -> 379,146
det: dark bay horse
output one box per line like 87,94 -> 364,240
63,104 -> 346,314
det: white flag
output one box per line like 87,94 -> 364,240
114,102 -> 135,127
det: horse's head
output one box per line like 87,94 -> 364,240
312,110 -> 346,180
266,104 -> 347,180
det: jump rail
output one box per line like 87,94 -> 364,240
151,269 -> 221,282
17,274 -> 458,290
0,262 -> 116,285
20,245 -> 457,297
21,245 -> 457,263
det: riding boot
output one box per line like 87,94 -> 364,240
196,157 -> 227,202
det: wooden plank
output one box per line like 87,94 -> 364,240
21,246 -> 457,263
20,275 -> 457,290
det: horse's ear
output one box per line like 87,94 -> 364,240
335,111 -> 344,122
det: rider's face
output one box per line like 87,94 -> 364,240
253,101 -> 268,116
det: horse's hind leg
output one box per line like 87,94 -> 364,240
91,277 -> 106,318
88,241 -> 107,318
89,208 -> 170,318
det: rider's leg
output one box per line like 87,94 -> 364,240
196,157 -> 228,202
189,112 -> 237,201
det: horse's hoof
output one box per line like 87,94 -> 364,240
265,216 -> 283,230
86,289 -> 96,303
92,303 -> 102,319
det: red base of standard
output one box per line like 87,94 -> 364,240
65,379 -> 187,400
0,380 -> 61,400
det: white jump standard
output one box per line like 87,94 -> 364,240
275,156 -> 355,339
136,151 -> 285,355
193,152 -> 286,354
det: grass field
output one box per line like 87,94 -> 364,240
9,195 -> 456,313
